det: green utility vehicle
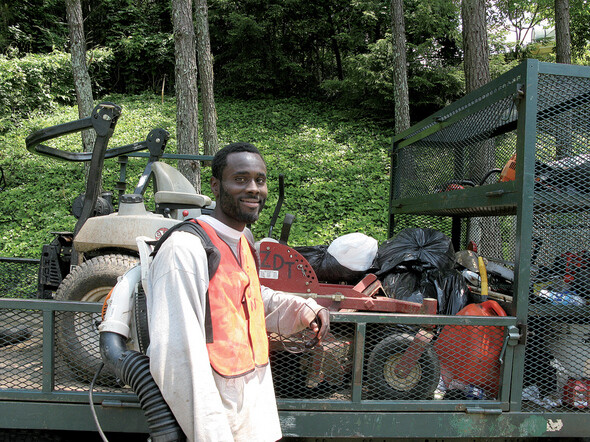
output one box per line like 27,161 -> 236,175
2,59 -> 590,440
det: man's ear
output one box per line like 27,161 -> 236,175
211,176 -> 220,198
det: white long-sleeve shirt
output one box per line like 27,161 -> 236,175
146,216 -> 322,442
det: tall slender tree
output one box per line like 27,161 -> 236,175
65,0 -> 95,152
195,0 -> 218,156
554,0 -> 571,64
172,0 -> 201,191
555,0 -> 572,159
390,0 -> 410,135
461,0 -> 490,93
461,0 -> 500,257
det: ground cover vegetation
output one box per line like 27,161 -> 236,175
0,95 -> 391,257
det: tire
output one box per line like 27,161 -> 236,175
55,254 -> 138,384
366,330 -> 440,400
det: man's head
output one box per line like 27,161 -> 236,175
210,142 -> 268,231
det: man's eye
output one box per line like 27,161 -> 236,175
256,178 -> 266,185
235,177 -> 246,183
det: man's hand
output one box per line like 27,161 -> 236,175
306,308 -> 330,348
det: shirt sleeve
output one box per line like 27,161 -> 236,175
146,231 -> 234,442
261,285 -> 325,336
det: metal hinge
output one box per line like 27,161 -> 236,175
499,323 -> 526,364
466,407 -> 503,415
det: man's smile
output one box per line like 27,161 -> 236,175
240,198 -> 261,208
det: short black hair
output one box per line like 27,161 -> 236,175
211,142 -> 264,179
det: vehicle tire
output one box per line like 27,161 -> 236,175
366,330 -> 440,400
55,254 -> 138,384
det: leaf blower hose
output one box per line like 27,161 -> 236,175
99,332 -> 185,441
97,264 -> 185,441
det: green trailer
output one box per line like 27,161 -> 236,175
2,59 -> 590,440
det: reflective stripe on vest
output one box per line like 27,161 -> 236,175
198,220 -> 269,377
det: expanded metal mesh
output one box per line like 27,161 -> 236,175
0,305 -> 129,395
393,76 -> 521,206
0,258 -> 39,299
0,298 -> 515,405
392,67 -> 590,412
362,323 -> 507,402
54,310 -> 127,392
0,309 -> 42,390
0,257 -> 127,393
270,322 -> 354,400
525,73 -> 590,413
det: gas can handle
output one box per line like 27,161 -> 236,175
482,300 -> 507,317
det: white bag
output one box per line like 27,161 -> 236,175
327,232 -> 378,272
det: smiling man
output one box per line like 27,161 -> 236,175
146,142 -> 329,442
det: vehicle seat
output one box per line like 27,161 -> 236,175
151,162 -> 212,209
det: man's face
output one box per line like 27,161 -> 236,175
211,152 -> 268,231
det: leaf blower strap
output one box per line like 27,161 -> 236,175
149,219 -> 221,343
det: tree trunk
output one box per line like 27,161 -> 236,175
390,0 -> 410,134
172,0 -> 201,192
461,0 -> 490,93
555,0 -> 572,158
65,0 -> 95,152
461,0 -> 501,258
327,13 -> 344,81
555,0 -> 571,64
462,0 -> 493,184
194,0 -> 218,157
389,0 -> 414,227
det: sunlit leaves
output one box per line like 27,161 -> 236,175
1,96 -> 393,257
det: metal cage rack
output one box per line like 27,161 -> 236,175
391,59 -> 590,418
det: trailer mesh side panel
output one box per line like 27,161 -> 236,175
392,65 -> 590,413
0,309 -> 42,390
0,258 -> 39,299
270,322 -> 355,400
524,73 -> 590,413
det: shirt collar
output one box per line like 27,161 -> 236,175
198,215 -> 244,241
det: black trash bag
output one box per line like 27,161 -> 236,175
383,268 -> 473,315
295,245 -> 366,283
376,228 -> 455,276
427,269 -> 470,316
382,271 -> 423,303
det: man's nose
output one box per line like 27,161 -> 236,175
245,178 -> 259,193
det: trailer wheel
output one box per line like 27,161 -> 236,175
55,254 -> 138,384
366,331 -> 440,400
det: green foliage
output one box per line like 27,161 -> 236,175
0,96 -> 393,258
0,0 -> 68,53
83,0 -> 175,94
320,0 -> 464,121
321,38 -> 395,117
570,0 -> 590,58
0,49 -> 114,129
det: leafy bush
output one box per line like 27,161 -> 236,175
0,49 -> 114,128
109,33 -> 174,94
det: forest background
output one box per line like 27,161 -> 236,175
1,0 -> 590,257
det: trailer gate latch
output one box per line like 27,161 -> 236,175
499,324 -> 523,365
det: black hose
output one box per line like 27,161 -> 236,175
99,332 -> 185,442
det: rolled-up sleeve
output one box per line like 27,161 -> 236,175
261,285 -> 324,335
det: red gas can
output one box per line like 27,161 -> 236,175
434,300 -> 506,398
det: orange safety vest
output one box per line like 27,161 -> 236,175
197,220 -> 270,378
